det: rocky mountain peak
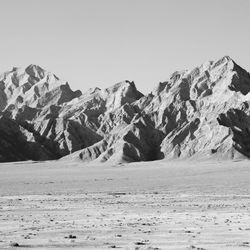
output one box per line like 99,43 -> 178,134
25,64 -> 46,80
102,81 -> 143,111
1,56 -> 250,163
104,80 -> 140,95
0,64 -> 81,115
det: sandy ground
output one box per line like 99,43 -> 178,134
1,159 -> 250,249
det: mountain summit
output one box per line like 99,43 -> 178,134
0,64 -> 81,113
1,56 -> 250,163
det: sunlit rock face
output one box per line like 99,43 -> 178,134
134,56 -> 250,160
1,56 -> 250,163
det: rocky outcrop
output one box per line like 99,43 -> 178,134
2,56 -> 250,163
64,56 -> 250,162
0,64 -> 81,114
0,68 -> 145,162
137,56 -> 250,160
0,115 -> 56,162
65,115 -> 164,163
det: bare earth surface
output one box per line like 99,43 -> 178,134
1,159 -> 250,249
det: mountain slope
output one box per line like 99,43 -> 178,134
64,56 -> 250,162
137,56 -> 250,159
1,56 -> 250,163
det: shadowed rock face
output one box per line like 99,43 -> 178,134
64,56 -> 250,162
0,115 -> 56,162
1,56 -> 250,163
0,66 -> 145,162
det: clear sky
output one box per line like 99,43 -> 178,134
0,0 -> 249,94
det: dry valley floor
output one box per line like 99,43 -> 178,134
1,159 -> 250,249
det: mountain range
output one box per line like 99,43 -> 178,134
1,56 -> 250,163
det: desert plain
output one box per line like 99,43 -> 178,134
1,159 -> 250,249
